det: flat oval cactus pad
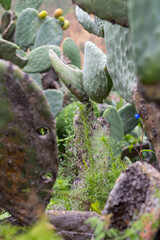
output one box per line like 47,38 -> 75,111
0,59 -> 58,225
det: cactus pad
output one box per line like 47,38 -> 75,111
29,73 -> 42,89
23,45 -> 61,73
0,38 -> 28,68
105,22 -> 137,104
16,0 -> 42,14
118,104 -> 138,135
0,0 -> 11,10
72,0 -> 129,27
0,59 -> 58,224
103,105 -> 124,145
62,37 -> 81,68
44,89 -> 64,119
129,0 -> 160,83
75,6 -> 105,37
15,8 -> 39,49
49,49 -> 88,102
33,17 -> 63,49
83,41 -> 113,103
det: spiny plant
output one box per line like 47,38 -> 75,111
49,0 -> 160,171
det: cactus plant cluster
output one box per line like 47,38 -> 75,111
44,0 -> 160,236
49,0 -> 160,169
0,0 -> 82,119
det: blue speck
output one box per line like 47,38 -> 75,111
135,113 -> 140,119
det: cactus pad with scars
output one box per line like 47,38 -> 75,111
16,0 -> 42,14
23,45 -> 61,73
0,38 -> 28,68
72,0 -> 129,27
105,22 -> 137,104
83,41 -> 113,103
103,161 -> 160,238
0,59 -> 58,224
118,104 -> 138,135
62,37 -> 81,68
1,11 -> 13,33
75,6 -> 105,37
33,17 -> 63,49
129,0 -> 160,84
44,89 -> 64,119
15,8 -> 39,49
49,49 -> 88,102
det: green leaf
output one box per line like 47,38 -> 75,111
91,201 -> 101,214
129,144 -> 134,153
140,149 -> 155,154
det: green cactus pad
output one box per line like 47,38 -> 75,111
83,41 -> 113,103
16,0 -> 42,14
1,11 -> 13,33
49,49 -> 88,102
15,8 -> 39,49
29,73 -> 42,89
129,0 -> 160,84
118,104 -> 138,135
0,59 -> 58,224
62,37 -> 81,68
72,0 -> 128,27
75,6 -> 105,37
0,0 -> 11,10
105,22 -> 137,104
23,45 -> 61,73
103,105 -> 124,150
2,20 -> 16,41
33,17 -> 63,49
0,39 -> 28,68
43,89 -> 64,119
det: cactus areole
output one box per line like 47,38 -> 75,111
0,60 -> 58,225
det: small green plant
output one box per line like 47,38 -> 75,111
86,211 -> 160,240
0,216 -> 62,240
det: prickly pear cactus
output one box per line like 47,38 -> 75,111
62,37 -> 81,68
75,6 -> 105,37
33,17 -> 63,49
16,0 -> 43,14
0,0 -> 11,10
0,59 -> 58,224
128,0 -> 160,84
104,22 -> 137,104
23,45 -> 61,73
15,8 -> 39,49
118,104 -> 138,135
72,0 -> 129,27
49,49 -> 88,102
103,161 -> 160,238
83,41 -> 113,103
103,105 -> 124,149
0,38 -> 28,68
44,89 -> 64,119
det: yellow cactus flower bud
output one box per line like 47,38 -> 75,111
62,19 -> 70,30
54,8 -> 63,18
38,10 -> 48,19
